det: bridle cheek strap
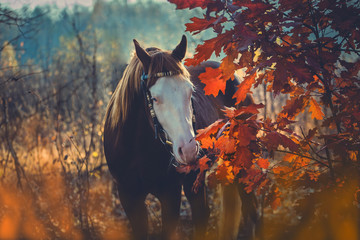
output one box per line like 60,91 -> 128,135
141,73 -> 160,140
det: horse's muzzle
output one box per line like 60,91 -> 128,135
174,138 -> 199,165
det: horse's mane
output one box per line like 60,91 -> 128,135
105,47 -> 190,131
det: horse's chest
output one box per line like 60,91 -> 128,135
117,139 -> 179,189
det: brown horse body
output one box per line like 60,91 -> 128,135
104,37 -> 255,239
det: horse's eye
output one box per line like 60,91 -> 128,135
151,97 -> 158,102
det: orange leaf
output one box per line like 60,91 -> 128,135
196,119 -> 224,141
221,107 -> 237,118
313,74 -> 319,81
199,67 -> 226,97
279,95 -> 309,120
348,151 -> 358,162
215,135 -> 237,154
219,44 -> 239,80
307,170 -> 320,181
233,72 -> 256,104
216,161 -> 234,183
222,104 -> 264,119
308,97 -> 324,120
198,156 -> 210,172
256,158 -> 270,169
199,136 -> 216,149
283,153 -> 297,163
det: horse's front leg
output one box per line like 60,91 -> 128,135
117,186 -> 148,240
158,183 -> 182,240
184,171 -> 210,240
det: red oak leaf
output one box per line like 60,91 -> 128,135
241,167 -> 265,193
199,136 -> 216,149
279,134 -> 299,152
219,44 -> 239,81
168,0 -> 210,9
222,104 -> 264,119
221,107 -> 237,119
233,72 -> 256,104
198,156 -> 210,173
308,97 -> 325,120
256,158 -> 270,169
216,161 -> 235,183
215,135 -> 237,154
234,24 -> 258,51
287,63 -> 312,84
185,39 -> 217,66
234,147 -> 253,169
263,132 -> 299,152
279,95 -> 309,120
196,119 -> 225,141
237,123 -> 255,147
185,30 -> 234,66
199,67 -> 226,96
273,65 -> 288,95
185,15 -> 226,35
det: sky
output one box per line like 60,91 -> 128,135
0,0 -> 97,9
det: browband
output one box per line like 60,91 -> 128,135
141,70 -> 180,80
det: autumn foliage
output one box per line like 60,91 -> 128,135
170,0 -> 359,237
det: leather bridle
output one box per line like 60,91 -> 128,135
140,71 -> 197,167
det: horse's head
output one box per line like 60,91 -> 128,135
133,35 -> 199,165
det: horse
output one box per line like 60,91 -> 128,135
103,35 -> 257,240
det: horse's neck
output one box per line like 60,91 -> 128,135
193,91 -> 221,129
123,94 -> 151,141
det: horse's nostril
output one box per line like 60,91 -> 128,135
178,147 -> 183,158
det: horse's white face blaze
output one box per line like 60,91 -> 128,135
149,75 -> 198,165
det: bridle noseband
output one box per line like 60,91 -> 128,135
140,71 -> 197,166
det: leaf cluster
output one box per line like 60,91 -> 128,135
169,0 -> 360,212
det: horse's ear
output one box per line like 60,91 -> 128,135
172,35 -> 187,61
133,39 -> 151,72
